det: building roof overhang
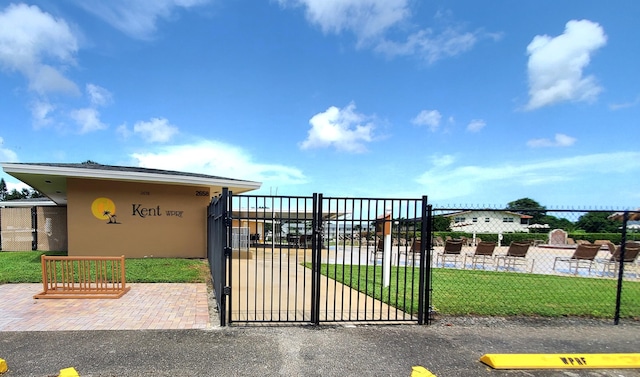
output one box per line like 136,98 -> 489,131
1,162 -> 262,205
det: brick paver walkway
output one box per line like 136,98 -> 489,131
0,283 -> 210,331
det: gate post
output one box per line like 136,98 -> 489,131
311,193 -> 322,325
418,198 -> 431,325
224,189 -> 233,326
614,211 -> 629,325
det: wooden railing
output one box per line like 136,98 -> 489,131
34,255 -> 130,299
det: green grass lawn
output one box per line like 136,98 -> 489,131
4,251 -> 638,319
0,251 -> 209,284
315,264 -> 640,319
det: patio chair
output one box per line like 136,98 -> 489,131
370,239 -> 384,264
299,234 -> 313,248
601,242 -> 640,277
403,239 -> 423,266
552,244 -> 601,275
495,241 -> 533,272
436,239 -> 463,268
464,241 -> 496,270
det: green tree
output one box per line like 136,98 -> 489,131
5,188 -> 24,200
506,197 -> 547,224
433,215 -> 451,232
30,190 -> 45,198
575,212 -> 618,233
538,215 -> 575,232
0,178 -> 7,201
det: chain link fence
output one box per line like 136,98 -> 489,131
0,206 -> 68,251
429,207 -> 640,322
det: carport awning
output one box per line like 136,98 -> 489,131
232,209 -> 348,221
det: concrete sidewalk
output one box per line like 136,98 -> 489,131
230,248 -> 412,323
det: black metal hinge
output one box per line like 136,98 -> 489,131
224,247 -> 232,257
223,286 -> 231,295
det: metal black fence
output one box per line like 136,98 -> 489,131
208,191 -> 640,326
206,188 -> 231,326
208,193 -> 430,325
429,207 -> 640,324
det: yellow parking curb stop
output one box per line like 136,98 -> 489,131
0,358 -> 7,374
411,365 -> 437,376
59,367 -> 80,377
480,353 -> 640,369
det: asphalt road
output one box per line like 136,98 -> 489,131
1,317 -> 639,377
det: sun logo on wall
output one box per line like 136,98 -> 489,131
91,197 -> 121,224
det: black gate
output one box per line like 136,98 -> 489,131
206,188 -> 231,326
208,191 -> 431,326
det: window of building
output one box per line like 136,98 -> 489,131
485,218 -> 490,222
503,217 -> 514,223
472,217 -> 478,223
454,217 -> 466,223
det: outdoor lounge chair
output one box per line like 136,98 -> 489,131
436,239 -> 463,268
552,243 -> 601,275
402,239 -> 422,266
370,239 -> 384,264
299,234 -> 313,248
464,241 -> 496,270
495,241 -> 533,272
601,242 -> 640,277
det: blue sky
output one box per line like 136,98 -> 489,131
1,0 -> 639,208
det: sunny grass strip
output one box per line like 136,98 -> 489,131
0,251 -> 208,284
314,264 -> 640,318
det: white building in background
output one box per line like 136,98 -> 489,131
443,210 -> 532,233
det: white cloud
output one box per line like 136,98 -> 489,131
609,96 -> 640,111
0,3 -> 79,95
30,100 -> 56,127
527,133 -> 576,148
525,19 -> 607,110
431,154 -> 455,168
411,110 -> 442,132
72,0 -> 210,40
130,140 -> 306,184
416,151 -> 639,201
132,118 -> 179,143
0,137 -> 19,162
279,0 -> 493,63
116,123 -> 132,139
300,102 -> 375,153
375,27 -> 479,63
86,84 -> 113,107
70,108 -> 107,133
278,0 -> 409,44
466,119 -> 486,132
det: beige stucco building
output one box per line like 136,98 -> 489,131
1,163 -> 261,258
